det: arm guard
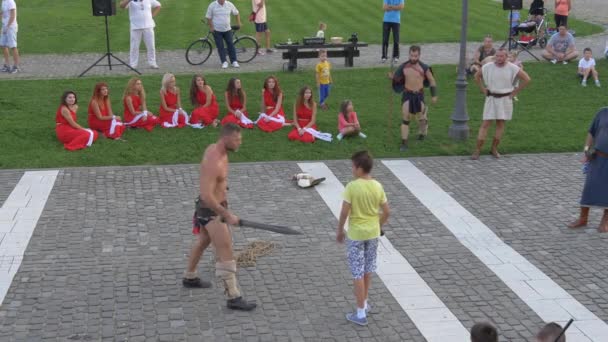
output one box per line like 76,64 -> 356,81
430,86 -> 437,97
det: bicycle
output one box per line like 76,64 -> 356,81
186,20 -> 259,66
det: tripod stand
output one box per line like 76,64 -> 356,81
79,15 -> 141,77
501,7 -> 540,61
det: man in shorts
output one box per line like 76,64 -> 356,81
337,150 -> 390,326
182,123 -> 256,311
251,0 -> 273,55
1,0 -> 19,73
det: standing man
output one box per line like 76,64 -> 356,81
472,48 -> 530,160
120,0 -> 161,70
381,0 -> 404,64
182,123 -> 256,311
206,0 -> 242,69
390,45 -> 438,152
0,0 -> 19,73
251,0 -> 273,55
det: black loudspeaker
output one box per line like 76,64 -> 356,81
502,0 -> 523,10
92,0 -> 116,16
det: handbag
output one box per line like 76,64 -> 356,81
248,11 -> 257,22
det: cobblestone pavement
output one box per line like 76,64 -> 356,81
1,153 -> 607,341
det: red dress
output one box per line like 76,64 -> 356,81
257,89 -> 285,133
88,100 -> 125,139
288,104 -> 317,143
221,94 -> 253,129
190,89 -> 219,125
123,94 -> 159,132
56,106 -> 98,151
159,90 -> 187,128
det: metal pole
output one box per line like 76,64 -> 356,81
448,0 -> 470,140
105,15 -> 112,70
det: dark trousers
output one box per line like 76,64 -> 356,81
382,21 -> 400,59
213,30 -> 237,63
554,14 -> 568,28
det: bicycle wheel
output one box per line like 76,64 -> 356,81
234,36 -> 259,63
186,39 -> 213,66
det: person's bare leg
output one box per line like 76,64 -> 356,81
265,30 -> 271,50
568,206 -> 589,228
255,32 -> 263,51
2,47 -> 9,66
363,273 -> 372,307
353,278 -> 365,310
472,120 -> 491,160
183,228 -> 212,287
13,48 -> 20,66
541,50 -> 554,61
582,68 -> 591,81
400,101 -> 411,151
591,67 -> 599,81
564,51 -> 579,62
491,120 -> 505,158
598,209 -> 608,233
418,104 -> 428,139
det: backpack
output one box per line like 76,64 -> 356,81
392,61 -> 433,94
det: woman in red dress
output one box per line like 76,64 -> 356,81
123,77 -> 159,132
88,82 -> 126,139
159,73 -> 189,128
189,74 -> 220,127
288,86 -> 318,143
56,91 -> 98,151
220,78 -> 254,129
256,75 -> 286,133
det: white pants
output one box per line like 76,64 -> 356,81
130,28 -> 156,67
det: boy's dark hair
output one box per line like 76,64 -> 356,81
221,123 -> 241,137
409,45 -> 421,53
536,322 -> 565,342
470,322 -> 498,342
583,47 -> 592,53
351,150 -> 373,174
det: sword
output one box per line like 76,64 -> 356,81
239,219 -> 303,235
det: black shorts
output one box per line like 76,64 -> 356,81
402,91 -> 425,114
192,199 -> 227,234
255,22 -> 268,33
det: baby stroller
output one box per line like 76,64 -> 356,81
512,0 -> 550,49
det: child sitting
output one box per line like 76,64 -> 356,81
337,100 -> 366,140
316,22 -> 327,38
578,47 -> 601,87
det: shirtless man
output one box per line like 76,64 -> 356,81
390,45 -> 438,152
182,123 -> 256,311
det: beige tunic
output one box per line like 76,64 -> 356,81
481,62 -> 520,121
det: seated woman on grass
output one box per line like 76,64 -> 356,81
189,74 -> 220,127
221,77 -> 254,128
256,75 -> 286,133
336,99 -> 367,140
159,73 -> 189,128
56,90 -> 98,151
288,86 -> 319,143
88,82 -> 126,140
123,77 -> 159,132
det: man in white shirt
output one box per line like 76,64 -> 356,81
206,0 -> 242,69
0,0 -> 19,73
578,47 -> 600,87
120,0 -> 161,69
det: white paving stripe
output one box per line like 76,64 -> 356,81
383,159 -> 607,342
0,171 -> 59,305
298,162 -> 470,342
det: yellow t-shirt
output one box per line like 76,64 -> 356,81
343,178 -> 387,241
316,61 -> 331,85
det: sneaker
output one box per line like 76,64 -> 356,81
232,61 -> 240,68
417,134 -> 425,141
346,312 -> 368,326
9,66 -> 19,74
513,96 -> 519,101
257,50 -> 266,56
221,61 -> 229,69
595,80 -> 601,87
266,48 -> 274,53
581,80 -> 587,87
393,57 -> 399,64
358,132 -> 367,139
227,296 -> 257,311
381,58 -> 387,63
1,64 -> 10,72
562,60 -> 568,65
149,64 -> 159,69
550,59 -> 557,64
336,133 -> 343,141
182,277 -> 212,288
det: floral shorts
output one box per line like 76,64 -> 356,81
347,238 -> 378,279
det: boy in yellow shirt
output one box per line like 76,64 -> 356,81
315,50 -> 332,110
337,150 -> 390,326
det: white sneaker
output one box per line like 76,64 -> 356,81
562,60 -> 568,65
149,64 -> 159,69
336,133 -> 343,141
581,80 -> 587,87
232,61 -> 240,68
358,132 -> 367,139
596,80 -> 602,87
221,61 -> 229,69
550,59 -> 557,64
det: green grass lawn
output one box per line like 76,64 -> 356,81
17,0 -> 604,54
1,61 -> 607,169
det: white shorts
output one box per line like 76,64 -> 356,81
0,27 -> 17,48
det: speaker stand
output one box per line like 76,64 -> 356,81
501,8 -> 540,61
79,15 -> 141,77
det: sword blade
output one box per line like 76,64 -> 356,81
239,219 -> 303,235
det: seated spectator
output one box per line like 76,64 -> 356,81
56,91 -> 98,151
468,35 -> 496,75
221,77 -> 254,128
256,75 -> 285,133
535,322 -> 565,342
578,48 -> 601,87
88,82 -> 126,139
159,73 -> 189,128
189,74 -> 220,127
123,77 -> 159,132
542,25 -> 579,64
470,322 -> 498,342
288,86 -> 318,143
336,99 -> 366,140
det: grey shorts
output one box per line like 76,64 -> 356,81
347,238 -> 378,279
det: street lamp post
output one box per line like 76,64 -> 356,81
448,0 -> 470,140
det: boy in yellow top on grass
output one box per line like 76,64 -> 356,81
315,49 -> 332,110
337,150 -> 390,326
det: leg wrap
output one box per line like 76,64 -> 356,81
419,119 -> 428,135
216,260 -> 241,299
184,271 -> 198,279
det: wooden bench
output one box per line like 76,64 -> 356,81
274,42 -> 368,72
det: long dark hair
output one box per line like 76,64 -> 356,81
226,78 -> 244,104
339,99 -> 352,122
61,90 -> 78,107
190,74 -> 206,106
263,75 -> 282,103
296,86 -> 314,108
